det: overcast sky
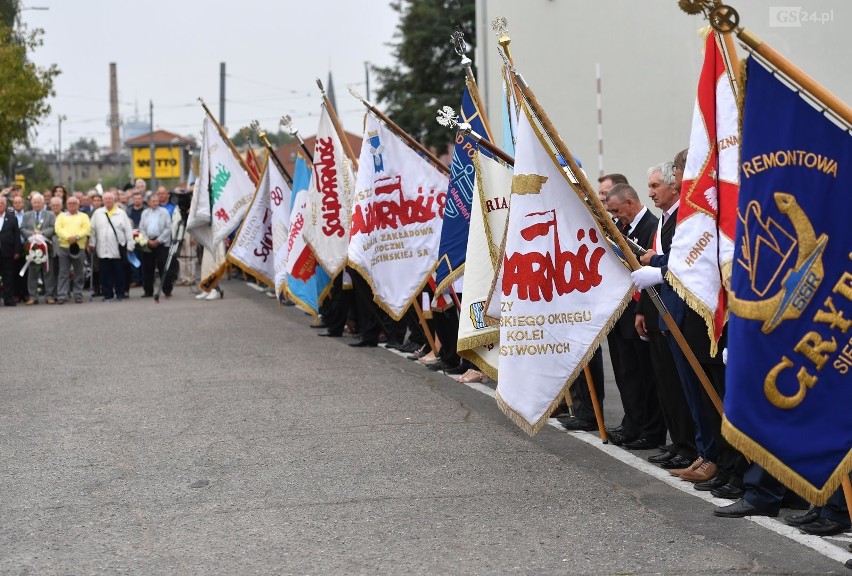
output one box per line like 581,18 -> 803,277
23,0 -> 401,151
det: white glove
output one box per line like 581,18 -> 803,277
722,347 -> 728,365
631,266 -> 663,290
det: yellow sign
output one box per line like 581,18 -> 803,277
132,147 -> 182,179
14,174 -> 25,193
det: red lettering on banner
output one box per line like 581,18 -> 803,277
313,137 -> 345,237
271,186 -> 284,207
215,208 -> 229,222
253,208 -> 274,262
503,210 -> 605,302
350,175 -> 446,235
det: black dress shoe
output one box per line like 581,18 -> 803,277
713,499 -> 778,518
648,451 -> 677,464
694,474 -> 729,491
780,491 -> 810,511
783,507 -> 821,527
623,437 -> 659,450
384,340 -> 405,350
660,455 -> 693,470
310,323 -> 329,329
349,340 -> 378,347
398,341 -> 421,353
799,518 -> 850,536
318,331 -> 342,337
711,482 -> 746,499
607,430 -> 637,446
556,416 -> 596,431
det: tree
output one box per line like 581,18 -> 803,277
372,0 -> 475,156
231,126 -> 294,149
0,12 -> 60,182
71,137 -> 99,154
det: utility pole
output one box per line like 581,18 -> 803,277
149,100 -> 156,191
57,114 -> 66,186
219,62 -> 226,128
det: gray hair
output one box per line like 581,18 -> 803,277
647,161 -> 676,187
29,192 -> 44,203
607,183 -> 640,203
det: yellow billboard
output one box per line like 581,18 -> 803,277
132,147 -> 182,179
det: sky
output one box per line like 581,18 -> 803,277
22,0 -> 402,152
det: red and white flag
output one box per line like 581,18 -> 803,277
667,32 -> 739,354
347,112 -> 448,320
303,104 -> 356,277
496,105 -> 634,435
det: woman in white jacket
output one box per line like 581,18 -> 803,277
88,191 -> 135,301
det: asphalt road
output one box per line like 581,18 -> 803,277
0,280 -> 847,575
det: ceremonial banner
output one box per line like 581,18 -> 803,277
245,144 -> 262,185
303,103 -> 357,277
668,32 -> 739,355
187,118 -> 213,252
495,107 -> 634,435
227,158 -> 289,287
434,84 -> 492,294
286,155 -> 331,315
457,151 -> 513,380
348,112 -> 449,320
205,121 -> 255,248
724,57 -> 852,505
269,161 -> 294,297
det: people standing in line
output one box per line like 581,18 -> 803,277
88,191 -> 134,302
48,196 -> 64,302
126,190 -> 146,289
55,196 -> 91,304
21,192 -> 56,305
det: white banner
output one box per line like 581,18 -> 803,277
286,188 -> 318,283
495,107 -> 634,435
269,162 -> 294,296
303,104 -> 356,277
187,118 -> 213,252
457,151 -> 513,379
347,112 -> 449,320
227,159 -> 285,287
206,121 -> 255,247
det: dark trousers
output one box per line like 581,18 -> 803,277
432,307 -> 461,366
142,245 -> 173,296
350,269 -> 399,344
13,256 -> 27,300
323,274 -> 353,336
649,331 -> 697,460
1,255 -> 17,303
99,257 -> 125,300
608,331 -> 664,441
569,347 -> 605,424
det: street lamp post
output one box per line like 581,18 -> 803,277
57,114 -> 66,186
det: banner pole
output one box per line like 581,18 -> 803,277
198,98 -> 251,174
349,86 -> 450,176
317,79 -> 359,172
497,38 -> 724,417
583,365 -> 608,443
842,475 -> 852,526
413,303 -> 438,355
251,121 -> 293,187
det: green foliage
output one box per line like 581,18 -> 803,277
372,0 -> 475,156
0,0 -> 19,28
0,20 -> 60,181
71,137 -> 99,154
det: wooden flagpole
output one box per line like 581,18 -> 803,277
413,303 -> 438,355
317,78 -> 359,172
495,34 -> 725,417
584,366 -> 608,443
348,86 -> 450,177
281,115 -> 314,164
450,29 -> 495,142
198,98 -> 251,175
250,121 -> 293,187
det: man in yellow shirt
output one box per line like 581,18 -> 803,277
55,196 -> 91,304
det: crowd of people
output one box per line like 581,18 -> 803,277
0,180 -> 202,306
2,149 -> 848,541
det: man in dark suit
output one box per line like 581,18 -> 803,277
0,196 -> 23,306
601,183 -> 665,449
633,161 -> 698,470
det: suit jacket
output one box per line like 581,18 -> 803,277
612,209 -> 659,338
635,207 -> 678,333
21,210 -> 57,255
0,211 -> 22,258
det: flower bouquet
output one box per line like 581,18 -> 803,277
21,233 -> 50,276
133,229 -> 151,252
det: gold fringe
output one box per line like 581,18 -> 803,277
722,417 -> 852,506
304,235 -> 348,281
434,262 -> 465,301
495,286 -> 635,436
666,270 -> 721,357
199,261 -> 227,292
346,259 -> 434,322
457,330 -> 499,353
697,25 -> 713,43
459,348 -> 499,381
